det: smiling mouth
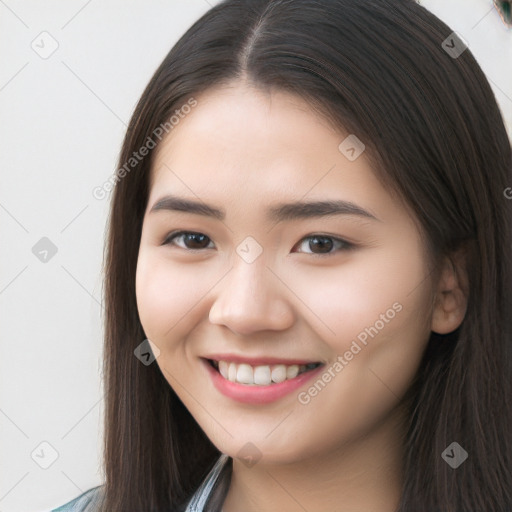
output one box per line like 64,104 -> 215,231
207,358 -> 323,386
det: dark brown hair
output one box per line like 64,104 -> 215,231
100,0 -> 512,510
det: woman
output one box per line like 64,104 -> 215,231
53,0 -> 512,510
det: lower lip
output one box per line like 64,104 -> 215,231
201,358 -> 325,404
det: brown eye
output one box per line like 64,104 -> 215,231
294,235 -> 354,255
163,231 -> 213,250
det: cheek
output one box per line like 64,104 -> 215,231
283,253 -> 431,450
136,252 -> 195,342
288,244 -> 431,355
135,250 -> 227,344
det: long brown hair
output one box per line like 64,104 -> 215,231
100,0 -> 512,510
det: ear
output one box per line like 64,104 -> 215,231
430,248 -> 469,335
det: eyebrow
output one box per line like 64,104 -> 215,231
149,195 -> 380,222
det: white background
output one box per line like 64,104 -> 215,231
0,1 -> 510,511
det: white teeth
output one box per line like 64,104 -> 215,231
271,365 -> 287,383
219,360 -> 229,379
286,365 -> 299,379
215,361 -> 307,386
254,365 -> 271,385
236,364 -> 254,384
228,363 -> 237,382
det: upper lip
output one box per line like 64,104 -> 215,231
202,354 -> 322,366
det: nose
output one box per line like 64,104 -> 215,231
208,256 -> 295,336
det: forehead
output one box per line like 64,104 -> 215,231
150,84 -> 341,185
146,82 -> 398,226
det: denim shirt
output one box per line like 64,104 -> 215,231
51,454 -> 229,512
51,485 -> 105,512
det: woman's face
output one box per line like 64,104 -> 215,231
136,82 -> 437,463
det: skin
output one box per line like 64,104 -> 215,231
135,80 -> 468,512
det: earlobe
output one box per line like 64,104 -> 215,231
430,252 -> 469,335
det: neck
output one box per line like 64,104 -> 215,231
221,406 -> 406,512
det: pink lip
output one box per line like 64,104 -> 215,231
201,358 -> 325,404
202,353 -> 320,366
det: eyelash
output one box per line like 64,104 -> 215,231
161,230 -> 355,257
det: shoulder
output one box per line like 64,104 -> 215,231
52,485 -> 105,512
